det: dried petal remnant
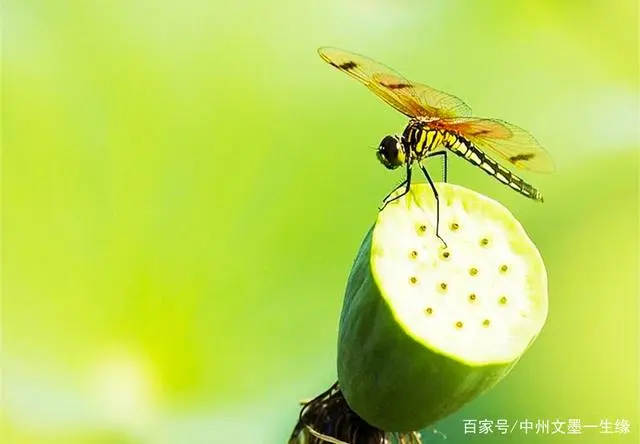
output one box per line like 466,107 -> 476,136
289,382 -> 423,444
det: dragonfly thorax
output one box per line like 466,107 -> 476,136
376,135 -> 406,170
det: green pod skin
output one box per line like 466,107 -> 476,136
337,183 -> 548,433
338,227 -> 517,432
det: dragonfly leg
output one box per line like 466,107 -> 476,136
379,163 -> 412,211
426,150 -> 448,183
419,162 -> 447,248
382,178 -> 407,203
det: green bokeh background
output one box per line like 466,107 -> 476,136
2,1 -> 638,443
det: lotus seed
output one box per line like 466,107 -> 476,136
468,293 -> 477,302
425,307 -> 433,315
418,224 -> 427,234
469,267 -> 479,276
479,237 -> 490,247
482,319 -> 491,327
455,321 -> 464,329
499,296 -> 508,305
442,251 -> 451,259
409,276 -> 418,285
450,222 -> 460,231
409,250 -> 418,259
500,264 -> 509,273
439,282 -> 448,291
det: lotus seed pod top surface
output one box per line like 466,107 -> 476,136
372,183 -> 548,365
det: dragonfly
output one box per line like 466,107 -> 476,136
318,47 -> 555,244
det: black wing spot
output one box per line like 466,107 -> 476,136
334,61 -> 358,70
509,153 -> 536,163
384,82 -> 411,90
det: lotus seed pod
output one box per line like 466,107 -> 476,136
337,183 -> 548,433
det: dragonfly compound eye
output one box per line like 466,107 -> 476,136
376,135 -> 404,169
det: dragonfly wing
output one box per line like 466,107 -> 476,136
411,81 -> 472,118
435,117 -> 555,173
318,47 -> 471,119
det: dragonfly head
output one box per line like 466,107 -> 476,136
376,135 -> 405,170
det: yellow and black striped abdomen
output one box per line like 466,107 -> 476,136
443,132 -> 544,202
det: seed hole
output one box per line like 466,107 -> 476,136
409,276 -> 418,285
469,267 -> 479,276
499,296 -> 508,305
417,224 -> 428,234
425,307 -> 433,315
468,293 -> 477,302
482,319 -> 491,327
479,238 -> 490,247
441,251 -> 451,260
499,264 -> 509,273
409,250 -> 418,259
455,321 -> 464,329
439,282 -> 448,292
450,222 -> 460,231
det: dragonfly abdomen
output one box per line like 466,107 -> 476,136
444,133 -> 544,202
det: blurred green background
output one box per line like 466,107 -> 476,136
2,0 -> 638,443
